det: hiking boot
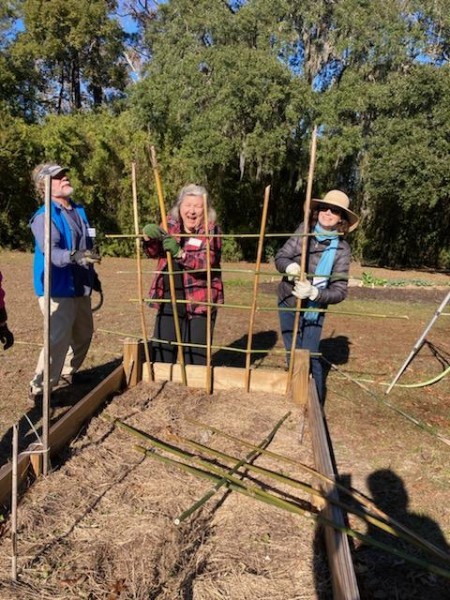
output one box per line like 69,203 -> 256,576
58,374 -> 73,387
28,387 -> 43,406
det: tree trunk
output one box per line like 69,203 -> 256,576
71,56 -> 81,110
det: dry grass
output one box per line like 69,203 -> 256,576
0,382 -> 327,599
0,251 -> 449,598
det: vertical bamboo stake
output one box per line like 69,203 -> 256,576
245,185 -> 270,392
287,126 -> 318,391
43,174 -> 52,476
131,161 -> 153,382
203,194 -> 212,394
11,423 -> 18,581
149,146 -> 187,385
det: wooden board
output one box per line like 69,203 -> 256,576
308,379 -> 360,600
143,362 -> 289,394
0,365 -> 125,508
48,365 -> 124,455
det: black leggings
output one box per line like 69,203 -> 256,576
152,312 -> 216,365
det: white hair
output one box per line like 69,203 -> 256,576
169,184 -> 217,222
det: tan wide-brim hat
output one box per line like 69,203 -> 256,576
310,190 -> 359,232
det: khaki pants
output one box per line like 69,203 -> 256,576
30,296 -> 93,394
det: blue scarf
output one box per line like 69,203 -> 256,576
304,224 -> 339,322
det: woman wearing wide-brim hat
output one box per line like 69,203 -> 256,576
275,189 -> 359,403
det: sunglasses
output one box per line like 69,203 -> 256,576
317,203 -> 342,216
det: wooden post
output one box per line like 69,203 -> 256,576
29,443 -> 43,477
123,338 -> 142,387
290,349 -> 310,405
0,366 -> 124,508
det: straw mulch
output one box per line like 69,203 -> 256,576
0,381 -> 329,599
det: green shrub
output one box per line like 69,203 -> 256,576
222,237 -> 243,262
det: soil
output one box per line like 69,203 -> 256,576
0,250 -> 449,599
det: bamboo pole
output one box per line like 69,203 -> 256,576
174,410 -> 291,524
43,174 -> 52,476
106,232 -> 317,239
106,414 -> 450,564
183,417 -> 450,561
149,146 -> 187,385
98,329 -> 298,355
11,423 -> 18,581
131,161 -> 153,382
323,358 -> 450,447
137,298 -> 409,319
133,443 -> 450,580
203,194 -> 212,393
287,126 -> 318,390
119,266 -> 351,279
168,431 -> 450,562
385,289 -> 450,394
245,185 -> 270,392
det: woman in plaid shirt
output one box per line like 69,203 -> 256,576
143,184 -> 224,364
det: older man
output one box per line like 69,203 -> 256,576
28,163 -> 101,403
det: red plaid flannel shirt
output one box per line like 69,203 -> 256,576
143,219 -> 224,316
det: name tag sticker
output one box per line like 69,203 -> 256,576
187,237 -> 202,247
87,228 -> 96,238
313,276 -> 327,288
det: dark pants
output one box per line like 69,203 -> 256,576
152,311 -> 216,365
278,300 -> 325,402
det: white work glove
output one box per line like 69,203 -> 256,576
292,280 -> 319,301
285,262 -> 301,281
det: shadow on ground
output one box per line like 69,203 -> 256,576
212,330 -> 278,368
0,358 -> 121,470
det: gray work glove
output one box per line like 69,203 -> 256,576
70,249 -> 101,266
285,262 -> 301,281
292,279 -> 319,301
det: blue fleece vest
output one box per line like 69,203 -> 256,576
32,201 -> 91,297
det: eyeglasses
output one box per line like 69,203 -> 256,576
317,203 -> 342,216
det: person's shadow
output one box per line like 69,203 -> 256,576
312,469 -> 450,599
319,334 -> 351,405
212,330 -> 278,368
355,469 -> 450,599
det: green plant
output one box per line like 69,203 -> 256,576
222,237 -> 243,262
361,272 -> 388,287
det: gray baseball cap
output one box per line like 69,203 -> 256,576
35,163 -> 69,182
